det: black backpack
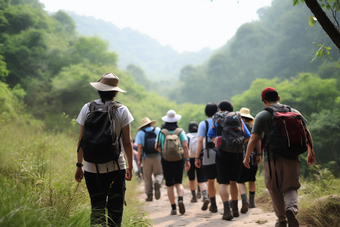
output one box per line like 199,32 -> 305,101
141,128 -> 159,156
81,101 -> 122,164
214,111 -> 244,153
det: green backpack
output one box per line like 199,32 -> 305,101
161,128 -> 183,161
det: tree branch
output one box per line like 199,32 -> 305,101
305,0 -> 340,50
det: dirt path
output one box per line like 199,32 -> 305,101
138,182 -> 278,227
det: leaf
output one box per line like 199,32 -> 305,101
308,16 -> 316,27
293,0 -> 300,6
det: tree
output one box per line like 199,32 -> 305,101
294,0 -> 340,50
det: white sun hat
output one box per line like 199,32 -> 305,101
162,110 -> 182,123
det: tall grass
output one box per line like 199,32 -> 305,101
0,114 -> 150,226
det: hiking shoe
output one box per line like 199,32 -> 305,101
275,221 -> 287,227
209,204 -> 218,213
241,202 -> 249,214
171,209 -> 177,215
232,209 -> 239,217
178,201 -> 185,215
232,200 -> 239,217
154,182 -> 161,200
201,198 -> 210,211
145,195 -> 153,202
222,211 -> 233,221
286,209 -> 299,227
249,194 -> 256,208
191,196 -> 197,203
197,190 -> 201,199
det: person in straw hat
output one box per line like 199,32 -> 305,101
154,110 -> 191,215
236,107 -> 261,214
75,72 -> 134,227
135,117 -> 163,202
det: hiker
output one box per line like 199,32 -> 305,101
75,73 -> 134,227
194,102 -> 219,212
243,87 -> 315,227
207,100 -> 251,221
135,117 -> 163,201
237,107 -> 261,212
132,140 -> 141,180
186,121 -> 208,203
154,110 -> 190,215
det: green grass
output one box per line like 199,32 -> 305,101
0,114 -> 150,226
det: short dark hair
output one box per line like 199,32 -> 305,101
188,121 -> 198,133
98,90 -> 116,101
262,90 -> 279,102
218,100 -> 233,112
205,102 -> 218,117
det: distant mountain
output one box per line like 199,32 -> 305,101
68,12 -> 214,80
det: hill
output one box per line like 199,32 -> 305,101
69,12 -> 214,80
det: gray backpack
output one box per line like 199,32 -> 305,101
161,128 -> 183,161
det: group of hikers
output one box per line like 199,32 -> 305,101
74,72 -> 316,227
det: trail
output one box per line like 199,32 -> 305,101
138,182 -> 279,227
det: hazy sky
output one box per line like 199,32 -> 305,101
39,0 -> 273,53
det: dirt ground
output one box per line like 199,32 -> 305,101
138,182 -> 279,227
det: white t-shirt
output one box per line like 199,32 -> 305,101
76,99 -> 134,173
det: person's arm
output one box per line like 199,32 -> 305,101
137,144 -> 143,168
243,133 -> 260,169
182,140 -> 191,171
195,136 -> 204,168
122,124 -> 133,181
306,129 -> 315,165
255,138 -> 262,165
75,125 -> 84,182
154,135 -> 162,152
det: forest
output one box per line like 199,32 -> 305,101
0,0 -> 340,226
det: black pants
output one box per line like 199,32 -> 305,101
84,170 -> 126,227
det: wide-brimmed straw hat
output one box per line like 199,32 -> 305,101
239,107 -> 254,120
90,73 -> 126,93
162,110 -> 181,123
137,117 -> 156,131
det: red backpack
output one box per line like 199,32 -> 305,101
265,104 -> 310,157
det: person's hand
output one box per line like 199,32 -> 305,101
307,151 -> 315,166
126,168 -> 133,181
137,159 -> 141,168
185,160 -> 191,172
243,156 -> 250,169
195,158 -> 201,168
256,155 -> 262,166
75,167 -> 84,182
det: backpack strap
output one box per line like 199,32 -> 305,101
173,128 -> 183,136
108,101 -> 122,146
204,120 -> 210,158
161,128 -> 171,136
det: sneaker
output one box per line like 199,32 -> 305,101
171,209 -> 177,215
275,221 -> 287,227
222,211 -> 233,221
191,196 -> 197,203
209,205 -> 218,213
145,195 -> 153,202
154,182 -> 161,200
201,198 -> 210,211
240,202 -> 249,214
286,209 -> 299,227
178,200 -> 185,215
232,209 -> 239,217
